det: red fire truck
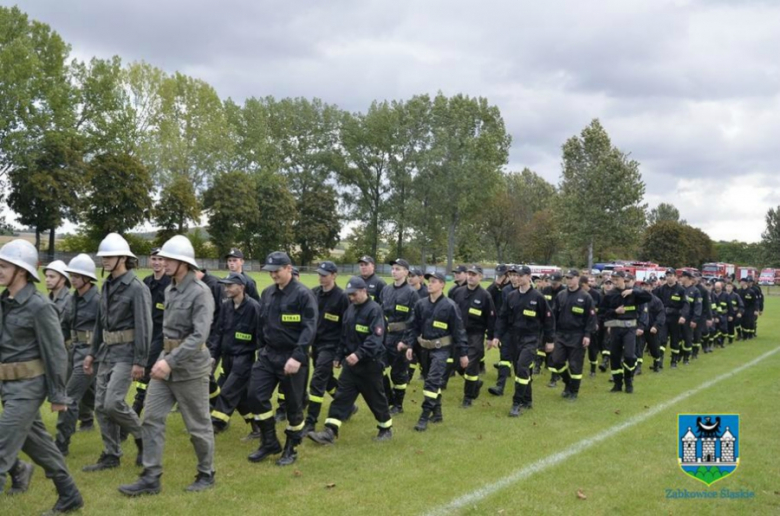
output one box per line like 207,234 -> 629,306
736,266 -> 758,280
702,262 -> 736,279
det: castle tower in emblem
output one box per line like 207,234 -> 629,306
682,428 -> 697,463
720,427 -> 735,462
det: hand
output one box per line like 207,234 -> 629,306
737,313 -> 742,318
616,306 -> 626,315
83,355 -> 94,376
284,358 -> 302,375
754,311 -> 759,317
706,320 -> 712,328
728,316 -> 733,322
346,353 -> 359,366
150,360 -> 171,380
621,289 -> 632,298
459,356 -> 469,369
210,357 -> 218,375
405,348 -> 414,361
333,360 -> 341,369
636,329 -> 644,337
690,321 -> 697,329
650,327 -> 658,334
397,342 -> 407,352
544,342 -> 554,353
678,317 -> 686,325
51,404 -> 67,413
131,365 -> 145,381
487,338 -> 499,350
582,337 -> 590,348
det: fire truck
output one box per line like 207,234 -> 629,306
758,268 -> 780,286
736,266 -> 758,281
527,264 -> 562,280
675,267 -> 700,277
702,262 -> 736,279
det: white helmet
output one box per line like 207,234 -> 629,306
65,253 -> 98,281
0,239 -> 40,282
157,235 -> 199,269
43,260 -> 70,282
96,233 -> 136,258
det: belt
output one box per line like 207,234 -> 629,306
664,307 -> 679,315
387,322 -> 408,333
0,359 -> 45,381
164,338 -> 206,353
417,335 -> 452,349
604,319 -> 637,328
103,329 -> 135,345
72,330 -> 94,344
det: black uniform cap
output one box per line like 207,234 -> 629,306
225,248 -> 244,259
495,264 -> 508,275
219,272 -> 247,286
425,272 -> 446,283
358,255 -> 375,265
390,258 -> 410,269
345,276 -> 368,294
317,261 -> 338,275
261,251 -> 292,271
550,272 -> 563,282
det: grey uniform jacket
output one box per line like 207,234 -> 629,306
0,283 -> 70,404
89,270 -> 152,366
70,286 -> 100,344
159,271 -> 215,382
50,288 -> 73,345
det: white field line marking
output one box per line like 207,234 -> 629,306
423,344 -> 780,516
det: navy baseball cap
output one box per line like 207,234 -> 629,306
292,267 -> 299,277
345,276 -> 368,294
425,271 -> 446,283
681,270 -> 694,279
466,264 -> 483,274
454,265 -> 467,273
317,261 -> 338,275
390,258 -> 410,269
358,255 -> 375,265
495,264 -> 508,275
409,267 -> 424,277
565,269 -> 580,278
550,272 -> 563,282
613,271 -> 627,279
219,272 -> 248,286
515,265 -> 532,276
261,251 -> 292,271
225,248 -> 244,259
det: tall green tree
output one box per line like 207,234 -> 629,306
639,221 -> 689,267
253,171 -> 297,260
761,206 -> 780,267
203,170 -> 258,258
648,202 -> 686,225
294,186 -> 341,266
154,173 -> 201,245
559,119 -> 646,271
81,152 -> 153,238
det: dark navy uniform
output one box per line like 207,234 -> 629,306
737,284 -> 757,339
693,282 -> 712,357
583,286 -> 603,375
726,288 -> 743,342
654,281 -> 689,366
362,273 -> 387,302
379,280 -> 417,411
637,292 -> 665,372
550,286 -> 596,398
537,284 -> 563,375
599,285 -> 651,392
451,283 -> 495,403
681,284 -> 702,363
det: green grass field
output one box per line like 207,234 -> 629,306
5,271 -> 780,515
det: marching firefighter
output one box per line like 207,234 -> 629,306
488,264 -> 520,396
133,248 -> 171,415
225,248 -> 259,301
747,276 -> 763,337
307,276 -> 393,444
197,268 -> 225,409
403,272 -> 468,431
490,266 -> 554,416
247,252 -> 318,466
0,240 -> 85,513
303,261 -> 351,434
407,267 -> 428,383
654,269 -> 689,369
637,281 -> 666,372
448,265 -> 467,298
549,269 -> 596,401
210,273 -> 262,437
380,258 -> 418,415
679,271 -> 702,365
580,276 -> 603,377
55,255 -> 100,457
599,271 -> 652,393
119,235 -> 216,495
451,265 -> 495,407
538,272 -> 564,384
358,255 -> 386,302
726,282 -> 743,343
83,233 -> 151,472
736,278 -> 757,339
693,275 -> 713,359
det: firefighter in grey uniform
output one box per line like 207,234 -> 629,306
44,260 -> 73,346
549,269 -> 596,401
55,254 -> 101,456
380,258 -> 417,415
0,239 -> 84,513
307,276 -> 393,445
403,272 -> 468,432
119,235 -> 216,495
83,233 -> 151,471
491,265 -> 555,416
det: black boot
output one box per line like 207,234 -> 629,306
308,425 -> 337,445
135,437 -> 144,467
276,432 -> 301,466
391,388 -> 406,414
274,405 -> 286,423
118,470 -> 162,497
414,411 -> 430,432
635,363 -> 642,375
247,419 -> 282,463
7,459 -> 34,495
374,427 -> 393,442
625,376 -> 634,394
77,419 -> 94,432
598,356 -> 609,372
45,476 -> 84,514
55,439 -> 69,457
185,471 -> 215,492
82,452 -> 120,472
509,403 -> 524,417
241,420 -> 263,442
132,398 -> 144,417
589,363 -> 596,377
473,380 -> 484,399
431,398 -> 443,423
489,367 -> 509,396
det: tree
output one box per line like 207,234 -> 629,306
253,171 -> 296,260
526,209 -> 561,264
648,202 -> 686,225
715,240 -> 765,267
203,170 -> 258,258
639,221 -> 689,268
425,93 -> 510,272
294,186 -> 341,266
761,206 -> 780,267
81,152 -> 154,238
154,173 -> 201,245
559,119 -> 646,271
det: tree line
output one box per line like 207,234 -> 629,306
2,7 -> 777,271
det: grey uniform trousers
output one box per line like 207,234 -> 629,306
94,360 -> 143,456
142,376 -> 214,477
0,379 -> 72,486
56,344 -> 96,447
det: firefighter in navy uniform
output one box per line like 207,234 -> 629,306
302,261 -> 351,434
488,265 -> 519,396
538,272 -> 564,384
448,265 -> 467,298
693,275 -> 713,359
580,276 -> 602,377
403,272 -> 468,432
380,258 -> 417,415
487,264 -> 508,372
725,281 -> 743,343
679,271 -> 702,364
597,277 -> 614,373
358,255 -> 386,302
549,269 -> 596,401
307,277 -> 393,445
134,248 -> 172,415
196,268 -> 224,407
451,265 -> 496,407
210,273 -> 261,436
406,267 -> 427,383
654,269 -> 689,368
748,277 -> 763,337
247,252 -> 318,467
711,281 -> 729,350
599,271 -> 652,393
736,278 -> 757,339
224,248 -> 259,301
490,266 -> 554,416
638,281 -> 665,372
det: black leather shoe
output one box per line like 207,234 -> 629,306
185,472 -> 215,492
374,428 -> 393,442
7,460 -> 34,495
308,427 -> 336,445
83,453 -> 120,472
118,472 -> 161,497
509,404 -> 523,417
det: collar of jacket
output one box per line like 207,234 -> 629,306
171,270 -> 196,291
75,285 -> 99,303
3,282 -> 36,306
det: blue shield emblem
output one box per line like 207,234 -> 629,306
678,414 -> 739,486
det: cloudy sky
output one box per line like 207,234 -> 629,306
8,0 -> 780,242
